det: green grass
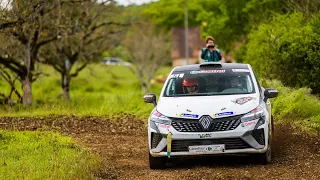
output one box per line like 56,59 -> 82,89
0,64 -> 171,118
262,79 -> 320,134
0,130 -> 99,179
0,64 -> 170,179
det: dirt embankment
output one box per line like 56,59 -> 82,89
0,115 -> 319,180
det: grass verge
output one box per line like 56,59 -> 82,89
262,79 -> 320,135
0,130 -> 100,179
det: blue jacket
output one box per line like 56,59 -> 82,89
201,48 -> 222,62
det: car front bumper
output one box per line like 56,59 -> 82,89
148,117 -> 268,157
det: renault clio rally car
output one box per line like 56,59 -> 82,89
143,62 -> 279,169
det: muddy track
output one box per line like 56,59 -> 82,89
0,115 -> 319,180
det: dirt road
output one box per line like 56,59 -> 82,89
1,115 -> 319,180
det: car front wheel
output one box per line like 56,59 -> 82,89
149,153 -> 167,169
255,138 -> 272,164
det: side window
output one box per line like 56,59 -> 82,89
252,69 -> 262,93
165,79 -> 175,96
245,75 -> 253,92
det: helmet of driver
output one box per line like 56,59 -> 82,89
182,77 -> 200,94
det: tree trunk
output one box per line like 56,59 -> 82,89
22,43 -> 33,106
137,69 -> 147,93
141,83 -> 147,94
146,75 -> 153,93
62,73 -> 71,101
21,77 -> 32,106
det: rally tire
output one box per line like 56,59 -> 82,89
149,153 -> 167,169
256,138 -> 272,165
271,115 -> 275,135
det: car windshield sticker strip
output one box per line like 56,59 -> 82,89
170,73 -> 184,78
232,69 -> 250,72
190,70 -> 225,74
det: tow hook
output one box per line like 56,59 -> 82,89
167,132 -> 172,158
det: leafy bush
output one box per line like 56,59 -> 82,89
262,79 -> 320,134
243,12 -> 320,93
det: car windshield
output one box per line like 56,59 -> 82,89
163,69 -> 255,97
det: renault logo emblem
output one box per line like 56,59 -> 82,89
199,116 -> 211,130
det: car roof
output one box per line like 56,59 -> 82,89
173,63 -> 249,72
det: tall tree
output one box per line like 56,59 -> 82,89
39,0 -> 123,100
0,65 -> 22,105
0,0 -> 66,106
125,23 -> 171,93
142,0 -> 286,52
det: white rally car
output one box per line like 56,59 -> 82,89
143,62 -> 279,169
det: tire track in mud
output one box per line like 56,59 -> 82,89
0,115 -> 319,180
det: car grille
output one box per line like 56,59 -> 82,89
171,114 -> 242,132
252,128 -> 265,145
171,138 -> 252,152
151,133 -> 163,149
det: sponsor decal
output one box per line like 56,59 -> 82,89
232,97 -> 254,105
153,112 -> 167,119
159,124 -> 171,129
189,70 -> 225,74
241,121 -> 257,127
221,107 -> 226,111
170,73 -> 184,78
178,113 -> 199,118
199,133 -> 211,138
188,145 -> 225,153
190,71 -> 199,74
232,69 -> 250,72
212,111 -> 234,118
199,70 -> 225,73
189,146 -> 203,151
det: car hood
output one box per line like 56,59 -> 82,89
157,94 -> 260,119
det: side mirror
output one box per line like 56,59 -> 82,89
143,93 -> 157,107
264,88 -> 279,99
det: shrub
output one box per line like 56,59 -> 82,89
262,79 -> 320,134
243,12 -> 320,93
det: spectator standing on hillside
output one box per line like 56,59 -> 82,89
201,36 -> 222,62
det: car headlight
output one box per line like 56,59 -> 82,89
149,109 -> 171,124
241,105 -> 265,123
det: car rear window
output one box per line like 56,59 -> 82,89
163,69 -> 255,97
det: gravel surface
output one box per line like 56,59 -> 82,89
1,115 -> 319,180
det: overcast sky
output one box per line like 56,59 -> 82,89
115,0 -> 158,6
